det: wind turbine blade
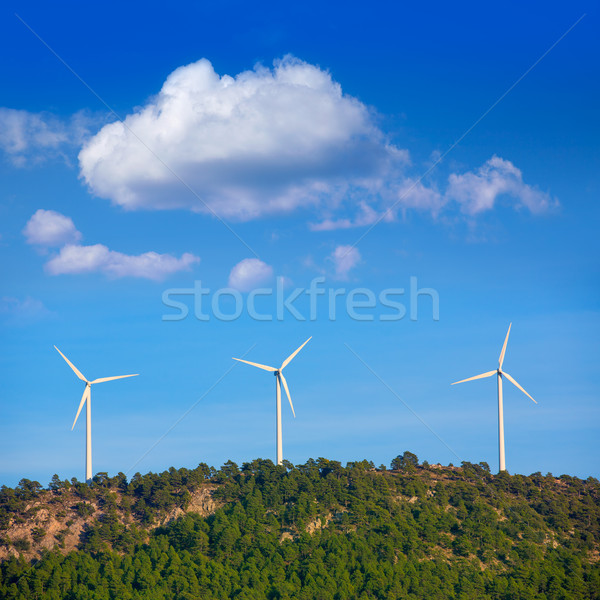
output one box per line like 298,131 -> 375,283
451,370 -> 497,385
55,346 -> 88,383
72,386 -> 89,430
502,371 -> 537,404
232,358 -> 277,372
279,372 -> 296,418
498,323 -> 512,368
281,336 -> 312,370
90,374 -> 138,384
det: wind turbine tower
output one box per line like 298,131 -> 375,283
451,324 -> 537,472
233,337 -> 311,465
55,346 -> 138,483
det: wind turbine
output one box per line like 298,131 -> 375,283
54,346 -> 138,483
451,324 -> 537,472
233,337 -> 311,465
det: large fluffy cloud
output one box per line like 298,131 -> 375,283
23,209 -> 82,246
228,258 -> 274,291
8,56 -> 556,231
79,56 -> 405,220
446,155 -> 555,215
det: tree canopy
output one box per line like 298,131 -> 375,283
1,455 -> 599,599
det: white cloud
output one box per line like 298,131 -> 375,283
310,156 -> 553,230
309,201 -> 381,231
0,108 -> 95,166
23,209 -> 82,246
79,56 -> 406,220
228,258 -> 274,291
23,209 -> 199,280
446,155 -> 555,215
309,179 -> 444,231
392,178 -> 445,214
329,245 -> 361,279
4,62 -> 556,233
0,296 -> 52,322
45,244 -> 199,280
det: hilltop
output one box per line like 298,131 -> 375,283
1,454 -> 599,599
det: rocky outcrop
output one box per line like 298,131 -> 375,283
0,485 -> 220,562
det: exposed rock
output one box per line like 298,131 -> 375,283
0,485 -> 220,562
159,486 -> 219,526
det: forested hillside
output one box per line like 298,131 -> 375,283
1,454 -> 599,599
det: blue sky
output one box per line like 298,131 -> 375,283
0,0 -> 598,487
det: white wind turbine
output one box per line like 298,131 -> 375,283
233,337 -> 311,465
451,324 -> 537,472
55,346 -> 138,483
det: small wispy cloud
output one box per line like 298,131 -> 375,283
309,201 -> 382,232
228,258 -> 274,291
23,209 -> 199,280
45,244 -> 199,280
329,245 -> 362,280
0,108 -> 98,166
0,296 -> 52,324
446,155 -> 556,215
309,155 -> 555,231
23,209 -> 82,247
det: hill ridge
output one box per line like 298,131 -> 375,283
1,455 -> 599,599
